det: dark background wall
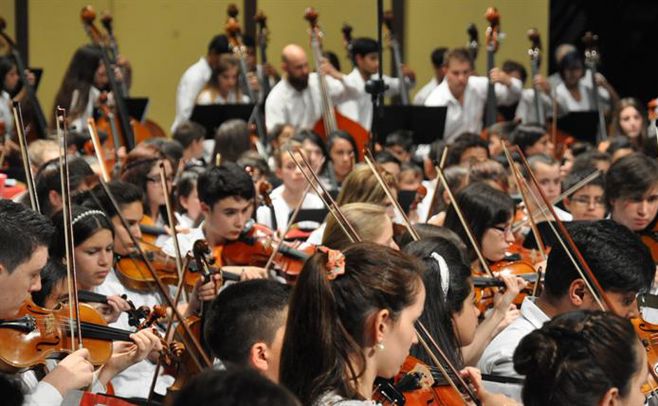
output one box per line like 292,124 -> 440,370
550,0 -> 658,103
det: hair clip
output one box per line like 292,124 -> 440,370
430,252 -> 450,299
72,209 -> 106,226
318,246 -> 346,281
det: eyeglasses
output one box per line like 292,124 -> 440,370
490,224 -> 513,235
570,196 -> 605,207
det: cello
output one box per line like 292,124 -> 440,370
303,8 -> 369,160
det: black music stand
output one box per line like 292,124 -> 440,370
190,104 -> 256,139
379,105 -> 447,145
556,111 -> 599,144
125,97 -> 149,122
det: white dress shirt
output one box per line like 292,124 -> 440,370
336,68 -> 414,131
478,296 -> 550,378
554,80 -> 610,115
256,185 -> 325,233
95,269 -> 175,398
413,77 -> 439,105
196,89 -> 250,105
515,88 -> 553,124
172,57 -> 212,132
0,91 -> 14,136
264,72 -> 354,132
424,75 -> 522,142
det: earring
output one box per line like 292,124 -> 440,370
376,341 -> 385,352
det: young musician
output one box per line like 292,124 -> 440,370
0,200 -> 157,405
0,55 -> 35,136
443,132 -> 490,167
322,202 -> 398,250
326,130 -> 357,186
196,54 -> 250,105
413,47 -> 447,105
172,34 -> 230,131
264,44 -> 355,132
562,168 -> 606,221
204,279 -> 291,382
161,163 -> 267,279
605,153 -> 658,235
120,143 -> 175,236
403,236 -> 519,404
479,221 -> 654,380
175,166 -> 204,228
34,156 -> 96,217
522,154 -> 572,222
610,97 -> 657,157
280,243 -> 426,405
424,48 -> 522,142
336,37 -> 415,131
255,143 -> 324,233
173,368 -> 300,406
514,310 -> 647,406
82,180 -> 217,398
172,121 -> 207,166
511,124 -> 555,158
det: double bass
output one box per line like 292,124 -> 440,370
0,17 -> 48,141
303,8 -> 369,160
383,10 -> 409,105
483,7 -> 501,129
527,28 -> 544,126
582,32 -> 608,142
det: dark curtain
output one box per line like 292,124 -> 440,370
550,0 -> 658,104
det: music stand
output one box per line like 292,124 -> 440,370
190,104 -> 256,138
379,105 -> 447,145
556,111 -> 599,144
125,97 -> 149,122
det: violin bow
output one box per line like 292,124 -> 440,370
363,149 -> 420,241
96,179 -> 213,368
434,163 -> 496,277
159,162 -> 185,283
512,146 -> 610,311
288,148 -> 361,244
12,102 -> 40,213
501,142 -> 547,260
511,169 -> 601,233
87,118 -> 111,183
416,322 -> 481,405
56,107 -> 84,349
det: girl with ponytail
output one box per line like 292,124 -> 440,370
279,242 -> 425,405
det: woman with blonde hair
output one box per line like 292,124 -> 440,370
322,202 -> 398,250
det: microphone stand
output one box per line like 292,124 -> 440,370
365,0 -> 389,153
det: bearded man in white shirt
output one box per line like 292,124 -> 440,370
424,47 -> 522,142
264,44 -> 355,132
172,35 -> 231,132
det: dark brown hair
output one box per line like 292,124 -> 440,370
279,242 -> 423,405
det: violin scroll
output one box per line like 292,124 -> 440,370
382,10 -> 394,33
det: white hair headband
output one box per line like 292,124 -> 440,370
430,252 -> 450,299
72,210 -> 106,226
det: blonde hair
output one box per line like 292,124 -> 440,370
335,164 -> 397,206
322,202 -> 389,250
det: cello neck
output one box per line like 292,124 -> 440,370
305,12 -> 337,134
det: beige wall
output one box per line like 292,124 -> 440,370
17,0 -> 548,136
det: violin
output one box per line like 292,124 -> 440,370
304,8 -> 369,161
0,300 -> 174,373
77,289 -> 162,330
221,220 -> 315,283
